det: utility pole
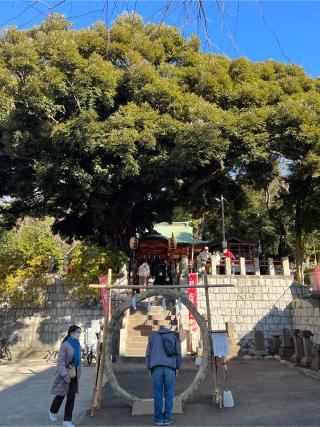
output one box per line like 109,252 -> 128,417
221,194 -> 226,246
215,195 -> 227,248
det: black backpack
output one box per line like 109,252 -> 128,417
160,333 -> 175,357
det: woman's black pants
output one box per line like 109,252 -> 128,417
50,377 -> 77,421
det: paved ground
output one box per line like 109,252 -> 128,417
0,358 -> 104,427
1,358 -> 320,426
81,359 -> 320,426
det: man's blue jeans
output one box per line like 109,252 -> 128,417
152,366 -> 176,423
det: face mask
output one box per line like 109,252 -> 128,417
74,332 -> 81,341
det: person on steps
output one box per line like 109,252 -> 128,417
49,325 -> 82,427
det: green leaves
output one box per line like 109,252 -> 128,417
0,12 -> 319,255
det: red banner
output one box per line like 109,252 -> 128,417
188,273 -> 198,332
99,276 -> 112,318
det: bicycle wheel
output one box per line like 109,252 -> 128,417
87,354 -> 93,366
5,348 -> 12,361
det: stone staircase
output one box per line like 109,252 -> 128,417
122,301 -> 178,358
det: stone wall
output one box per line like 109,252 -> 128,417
1,271 -> 311,357
0,277 -> 128,356
191,275 -> 304,348
292,298 -> 320,344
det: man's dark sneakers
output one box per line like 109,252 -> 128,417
163,421 -> 174,426
153,421 -> 164,426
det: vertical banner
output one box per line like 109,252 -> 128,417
188,272 -> 198,332
99,275 -> 112,318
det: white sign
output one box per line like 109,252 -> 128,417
85,328 -> 96,346
90,319 -> 100,333
212,332 -> 229,356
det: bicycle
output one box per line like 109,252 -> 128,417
82,344 -> 96,366
0,338 -> 12,362
43,346 -> 59,363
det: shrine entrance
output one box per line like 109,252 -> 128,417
105,288 -> 211,411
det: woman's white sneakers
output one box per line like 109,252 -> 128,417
48,412 -> 75,427
48,410 -> 58,422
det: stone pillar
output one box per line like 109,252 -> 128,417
268,258 -> 275,275
281,257 -> 290,276
301,330 -> 314,368
270,335 -> 281,355
239,257 -> 246,275
226,321 -> 240,358
179,255 -> 189,288
279,329 -> 294,360
291,329 -> 304,365
211,255 -> 218,275
254,258 -> 260,275
225,257 -> 231,275
311,344 -> 320,371
251,330 -> 268,356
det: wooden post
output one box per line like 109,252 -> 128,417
90,269 -> 112,414
204,273 -> 219,403
96,269 -> 112,409
91,340 -> 102,416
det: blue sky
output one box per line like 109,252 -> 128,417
0,1 -> 319,78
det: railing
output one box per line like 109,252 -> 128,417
207,256 -> 291,276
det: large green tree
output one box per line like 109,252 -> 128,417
0,13 -> 318,258
267,93 -> 320,281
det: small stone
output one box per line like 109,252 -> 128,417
242,355 -> 253,360
274,355 -> 281,360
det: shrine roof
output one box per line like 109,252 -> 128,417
141,222 -> 207,245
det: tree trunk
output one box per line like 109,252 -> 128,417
278,222 -> 288,256
295,199 -> 303,284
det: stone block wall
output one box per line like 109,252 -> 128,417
0,277 -> 128,356
1,271 -> 313,357
292,299 -> 320,344
193,275 -> 304,348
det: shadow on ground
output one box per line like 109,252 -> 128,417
0,360 -> 99,426
81,359 -> 320,426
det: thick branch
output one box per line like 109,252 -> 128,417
178,163 -> 226,202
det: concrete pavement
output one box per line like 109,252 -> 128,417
1,358 -> 320,426
0,358 -> 104,427
80,359 -> 320,426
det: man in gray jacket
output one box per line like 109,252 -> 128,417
146,327 -> 182,426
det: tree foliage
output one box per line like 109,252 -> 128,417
0,217 -> 67,306
0,13 -> 319,281
65,242 -> 128,302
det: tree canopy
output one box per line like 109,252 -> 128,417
0,13 -> 319,278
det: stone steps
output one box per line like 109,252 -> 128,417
128,319 -> 176,327
125,349 -> 146,357
123,303 -> 178,357
127,335 -> 149,343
